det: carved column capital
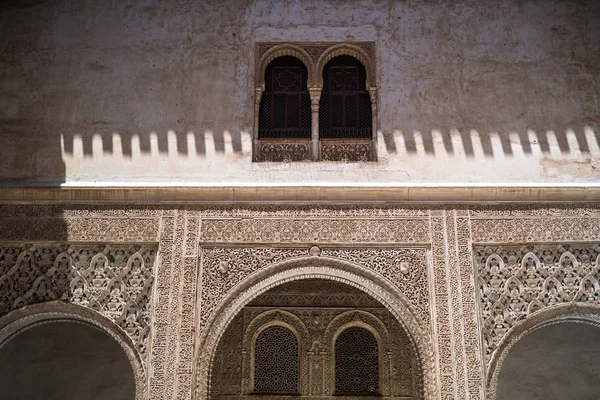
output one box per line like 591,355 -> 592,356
309,87 -> 322,107
368,87 -> 377,106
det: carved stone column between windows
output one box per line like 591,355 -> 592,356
320,350 -> 326,395
369,87 -> 378,161
309,86 -> 322,161
253,86 -> 263,161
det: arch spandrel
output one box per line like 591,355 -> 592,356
195,256 -> 435,400
0,301 -> 146,400
486,302 -> 600,400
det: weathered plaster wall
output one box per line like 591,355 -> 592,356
1,0 -> 599,185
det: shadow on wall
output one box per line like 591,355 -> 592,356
58,125 -> 599,160
380,125 -> 600,158
60,130 -> 243,158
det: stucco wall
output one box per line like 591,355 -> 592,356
1,0 -> 598,185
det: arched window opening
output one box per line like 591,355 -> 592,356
319,55 -> 372,139
258,56 -> 311,139
335,326 -> 379,395
254,325 -> 299,394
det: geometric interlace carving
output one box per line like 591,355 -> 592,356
0,244 -> 155,358
476,245 -> 600,363
254,325 -> 299,393
334,327 -> 379,395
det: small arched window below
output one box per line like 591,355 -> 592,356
254,325 -> 299,394
319,55 -> 372,139
335,326 -> 379,395
259,56 -> 311,139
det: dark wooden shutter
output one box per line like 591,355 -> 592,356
319,55 -> 372,139
259,56 -> 311,139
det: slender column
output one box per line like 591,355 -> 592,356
253,86 -> 263,161
309,87 -> 322,161
369,86 -> 378,161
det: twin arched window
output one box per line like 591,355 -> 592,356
253,324 -> 379,395
258,55 -> 372,141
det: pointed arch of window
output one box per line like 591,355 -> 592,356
334,326 -> 380,395
258,56 -> 311,139
252,324 -> 300,394
319,55 -> 372,139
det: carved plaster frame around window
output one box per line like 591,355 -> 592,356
253,42 -> 378,162
0,301 -> 147,400
323,310 -> 392,397
244,309 -> 310,395
484,302 -> 600,400
195,257 -> 435,400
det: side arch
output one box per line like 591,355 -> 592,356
195,256 -> 435,400
486,302 -> 600,400
0,301 -> 146,400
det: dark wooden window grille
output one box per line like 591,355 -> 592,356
334,327 -> 379,395
254,325 -> 300,394
319,55 -> 372,139
258,56 -> 311,139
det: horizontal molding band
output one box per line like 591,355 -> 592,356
0,186 -> 599,204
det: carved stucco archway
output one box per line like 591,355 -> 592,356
194,257 -> 435,400
0,301 -> 146,400
485,302 -> 600,400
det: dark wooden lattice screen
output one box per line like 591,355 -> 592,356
319,55 -> 372,139
335,327 -> 379,395
254,325 -> 300,394
258,56 -> 311,139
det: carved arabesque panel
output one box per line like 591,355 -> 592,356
476,244 -> 600,364
199,246 -> 430,334
0,244 -> 156,360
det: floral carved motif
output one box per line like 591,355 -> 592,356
0,244 -> 156,359
321,142 -> 372,162
200,219 -> 429,243
476,245 -> 600,363
258,142 -> 310,162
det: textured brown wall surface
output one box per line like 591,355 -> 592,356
0,0 -> 598,184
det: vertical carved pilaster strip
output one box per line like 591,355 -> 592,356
176,210 -> 200,399
309,87 -> 321,161
163,210 -> 186,400
456,210 -> 485,399
429,210 -> 456,400
446,211 -> 468,398
149,210 -> 176,400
